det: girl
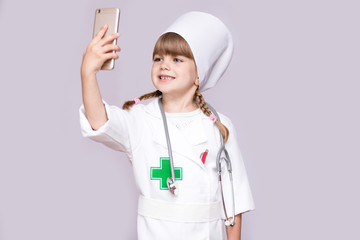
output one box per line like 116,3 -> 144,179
80,11 -> 254,240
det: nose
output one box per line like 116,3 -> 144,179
160,60 -> 170,70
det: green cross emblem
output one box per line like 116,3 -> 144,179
150,157 -> 183,190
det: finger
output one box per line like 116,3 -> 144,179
98,32 -> 120,47
98,32 -> 120,46
92,24 -> 109,43
101,44 -> 121,54
103,52 -> 119,60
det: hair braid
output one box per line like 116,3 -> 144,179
122,90 -> 162,110
194,88 -> 229,143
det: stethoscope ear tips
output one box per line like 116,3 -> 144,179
224,219 -> 235,227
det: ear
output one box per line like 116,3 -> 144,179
195,77 -> 199,86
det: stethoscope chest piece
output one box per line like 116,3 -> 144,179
167,177 -> 178,196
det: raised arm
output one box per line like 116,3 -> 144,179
80,24 -> 120,130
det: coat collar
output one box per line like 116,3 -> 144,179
144,97 -> 208,169
144,97 -> 208,120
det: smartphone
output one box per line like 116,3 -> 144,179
93,8 -> 120,70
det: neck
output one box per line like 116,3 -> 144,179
161,92 -> 198,113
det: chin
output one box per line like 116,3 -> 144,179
155,87 -> 173,95
152,82 -> 172,93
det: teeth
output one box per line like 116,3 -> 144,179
160,76 -> 174,80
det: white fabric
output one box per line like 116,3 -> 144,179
138,195 -> 222,222
163,11 -> 234,92
79,98 -> 255,240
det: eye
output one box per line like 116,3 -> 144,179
174,58 -> 183,62
153,56 -> 162,62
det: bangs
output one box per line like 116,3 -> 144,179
153,32 -> 194,60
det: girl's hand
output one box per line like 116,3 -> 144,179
81,24 -> 121,78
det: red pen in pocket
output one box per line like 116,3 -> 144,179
200,149 -> 209,164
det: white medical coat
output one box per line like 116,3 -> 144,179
79,98 -> 255,240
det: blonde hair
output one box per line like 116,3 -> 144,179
194,88 -> 229,142
122,32 -> 229,142
153,32 -> 194,59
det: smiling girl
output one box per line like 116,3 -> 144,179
80,11 -> 254,240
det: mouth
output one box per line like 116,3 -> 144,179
159,75 -> 175,82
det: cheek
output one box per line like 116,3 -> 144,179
188,66 -> 198,80
151,66 -> 157,81
189,63 -> 198,78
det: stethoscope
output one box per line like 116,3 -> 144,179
158,97 -> 236,227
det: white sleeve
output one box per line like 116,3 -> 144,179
221,117 -> 255,215
79,101 -> 133,155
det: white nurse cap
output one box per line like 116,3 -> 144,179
163,11 -> 234,92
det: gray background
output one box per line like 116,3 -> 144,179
0,0 -> 359,239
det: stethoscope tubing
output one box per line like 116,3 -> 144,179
158,98 -> 236,226
207,103 -> 236,226
158,98 -> 177,193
